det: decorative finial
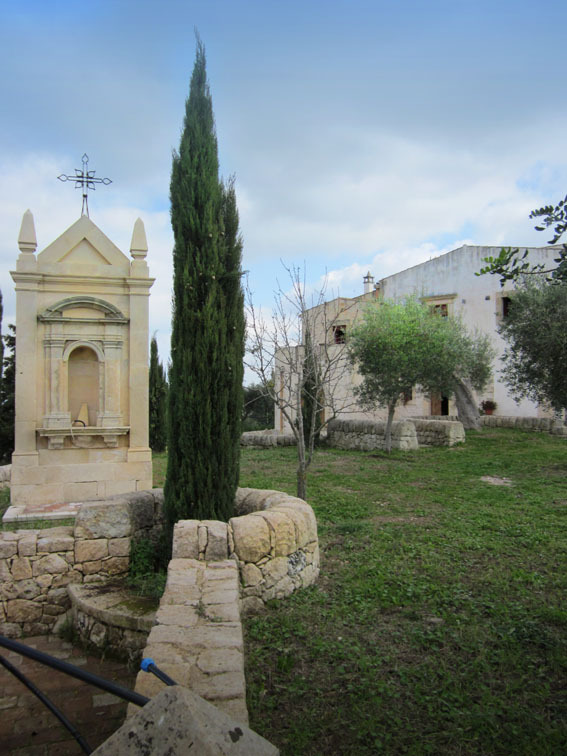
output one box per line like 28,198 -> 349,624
130,218 -> 148,259
57,154 -> 112,217
18,209 -> 37,253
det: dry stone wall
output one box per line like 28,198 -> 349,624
327,418 -> 419,451
481,415 -> 567,436
410,419 -> 465,446
0,490 -> 163,638
131,557 -> 248,724
240,430 -> 296,447
327,417 -> 465,450
172,488 -> 320,615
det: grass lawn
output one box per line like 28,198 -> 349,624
238,428 -> 567,755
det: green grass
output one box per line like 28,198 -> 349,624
239,429 -> 567,755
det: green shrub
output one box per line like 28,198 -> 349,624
127,536 -> 167,600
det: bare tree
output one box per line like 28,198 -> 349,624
246,265 -> 358,500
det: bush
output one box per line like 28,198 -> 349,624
127,536 -> 167,600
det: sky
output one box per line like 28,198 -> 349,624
1,0 -> 566,375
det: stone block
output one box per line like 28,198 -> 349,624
190,668 -> 246,702
37,531 -> 74,553
0,581 -> 18,600
202,587 -> 240,606
0,622 -> 23,638
241,563 -> 262,587
204,602 -> 241,623
75,539 -> 109,562
75,492 -> 154,540
261,557 -> 288,588
230,515 -> 270,563
10,556 -> 32,580
12,578 -> 41,600
108,537 -> 131,557
149,623 -> 243,650
82,560 -> 103,575
6,599 -> 42,622
196,648 -> 244,675
203,520 -> 229,561
52,570 -> 82,587
172,521 -> 199,559
101,556 -> 129,575
256,510 -> 297,556
36,573 -> 54,591
18,535 -> 37,556
0,540 -> 17,558
96,686 -> 278,755
32,553 -> 69,576
274,576 -> 295,598
155,604 -> 200,627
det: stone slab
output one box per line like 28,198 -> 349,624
93,685 -> 279,756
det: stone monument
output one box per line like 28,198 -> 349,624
9,210 -> 154,510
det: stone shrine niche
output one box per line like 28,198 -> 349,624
9,211 -> 155,510
38,296 -> 129,449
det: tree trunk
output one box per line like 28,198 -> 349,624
297,461 -> 307,501
384,401 -> 396,453
453,375 -> 481,431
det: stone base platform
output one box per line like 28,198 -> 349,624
2,499 -> 83,523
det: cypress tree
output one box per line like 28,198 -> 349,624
164,39 -> 244,540
0,325 -> 15,465
0,290 -> 4,390
149,336 -> 168,453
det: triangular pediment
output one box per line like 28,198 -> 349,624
58,238 -> 112,265
37,215 -> 130,275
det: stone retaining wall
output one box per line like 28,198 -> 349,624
241,430 -> 296,447
327,417 -> 465,450
410,419 -> 465,447
172,488 -> 320,615
0,490 -> 163,638
327,418 -> 418,451
481,415 -> 567,435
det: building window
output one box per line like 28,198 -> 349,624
332,325 -> 346,344
403,388 -> 413,404
502,296 -> 511,318
431,303 -> 448,317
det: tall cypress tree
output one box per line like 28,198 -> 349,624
0,325 -> 15,465
164,39 -> 244,539
149,336 -> 168,453
0,290 -> 4,389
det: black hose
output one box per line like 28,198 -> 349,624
0,635 -> 149,708
0,653 -> 92,754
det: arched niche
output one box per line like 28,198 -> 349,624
66,344 -> 102,426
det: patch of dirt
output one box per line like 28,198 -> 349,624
480,475 -> 513,486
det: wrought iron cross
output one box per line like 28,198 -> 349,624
57,154 -> 112,217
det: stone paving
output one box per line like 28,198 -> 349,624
0,634 -> 136,755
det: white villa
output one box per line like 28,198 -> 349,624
275,244 -> 561,432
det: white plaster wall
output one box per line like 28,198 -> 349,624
379,245 -> 561,418
275,244 -> 560,429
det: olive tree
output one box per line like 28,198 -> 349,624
348,298 -> 493,450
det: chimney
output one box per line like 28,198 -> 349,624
363,271 -> 374,294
